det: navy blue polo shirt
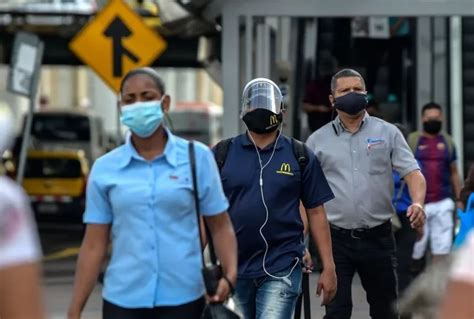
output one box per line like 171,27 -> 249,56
215,133 -> 334,278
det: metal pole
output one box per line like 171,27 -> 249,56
16,94 -> 36,184
16,40 -> 43,184
222,4 -> 240,138
416,17 -> 432,130
245,15 -> 253,82
449,16 -> 464,177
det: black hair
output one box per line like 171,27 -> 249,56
330,68 -> 365,93
119,67 -> 166,97
421,102 -> 442,115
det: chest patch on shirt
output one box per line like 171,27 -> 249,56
367,138 -> 386,149
276,162 -> 294,176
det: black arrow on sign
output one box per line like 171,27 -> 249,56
103,17 -> 139,77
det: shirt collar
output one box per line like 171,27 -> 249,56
240,131 -> 284,150
119,127 -> 178,168
334,112 -> 370,135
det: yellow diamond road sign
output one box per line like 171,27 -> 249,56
69,0 -> 167,92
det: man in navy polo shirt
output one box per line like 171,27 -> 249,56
214,78 -> 336,319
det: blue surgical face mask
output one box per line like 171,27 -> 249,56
120,99 -> 164,138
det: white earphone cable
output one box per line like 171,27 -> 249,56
246,126 -> 300,280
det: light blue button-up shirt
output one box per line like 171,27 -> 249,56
83,129 -> 229,308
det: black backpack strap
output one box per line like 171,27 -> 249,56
214,138 -> 233,173
291,138 -> 308,175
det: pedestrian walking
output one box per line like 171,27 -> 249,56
0,105 -> 45,319
67,67 -> 238,319
306,68 -> 427,319
214,78 -> 337,319
409,102 -> 463,263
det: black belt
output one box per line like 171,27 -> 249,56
329,220 -> 392,239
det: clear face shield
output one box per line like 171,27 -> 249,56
240,78 -> 283,118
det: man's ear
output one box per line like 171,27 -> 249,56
329,94 -> 335,107
162,95 -> 171,113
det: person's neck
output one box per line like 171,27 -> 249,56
247,130 -> 279,149
131,126 -> 167,161
422,131 -> 439,138
339,112 -> 365,133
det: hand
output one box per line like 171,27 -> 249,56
407,203 -> 425,229
316,267 -> 337,306
302,248 -> 314,273
208,277 -> 234,303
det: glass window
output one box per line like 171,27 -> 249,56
31,114 -> 91,142
25,158 -> 82,178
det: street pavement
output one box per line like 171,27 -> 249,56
40,224 -> 370,318
44,258 -> 370,318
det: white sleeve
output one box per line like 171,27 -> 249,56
450,231 -> 474,284
0,181 -> 41,268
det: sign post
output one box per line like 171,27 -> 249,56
69,0 -> 167,92
69,0 -> 167,145
7,32 -> 44,184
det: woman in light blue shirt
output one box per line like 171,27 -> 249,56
67,68 -> 237,319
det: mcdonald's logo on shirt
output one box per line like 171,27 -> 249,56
276,163 -> 294,176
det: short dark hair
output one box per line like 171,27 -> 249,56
422,102 -> 442,115
120,67 -> 166,97
330,68 -> 365,93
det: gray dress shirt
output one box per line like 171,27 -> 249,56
306,113 -> 420,229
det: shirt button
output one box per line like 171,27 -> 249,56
352,150 -> 356,153
354,168 -> 358,171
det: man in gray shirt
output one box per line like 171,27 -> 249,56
306,69 -> 426,319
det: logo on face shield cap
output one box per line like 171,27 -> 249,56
269,114 -> 278,126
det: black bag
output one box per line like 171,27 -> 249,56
188,142 -> 242,319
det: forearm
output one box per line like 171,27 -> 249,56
0,263 -> 45,319
300,201 -> 309,236
68,245 -> 107,315
451,171 -> 462,200
307,206 -> 335,270
207,214 -> 238,281
405,170 -> 426,205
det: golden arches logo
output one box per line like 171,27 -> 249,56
276,163 -> 293,176
269,114 -> 278,126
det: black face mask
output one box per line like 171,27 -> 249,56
334,92 -> 368,116
423,120 -> 442,135
242,108 -> 282,134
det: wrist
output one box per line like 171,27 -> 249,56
412,203 -> 424,209
222,274 -> 235,296
67,309 -> 80,318
322,261 -> 336,272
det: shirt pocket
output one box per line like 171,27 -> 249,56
368,147 -> 390,175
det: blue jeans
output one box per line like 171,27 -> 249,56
234,264 -> 302,319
